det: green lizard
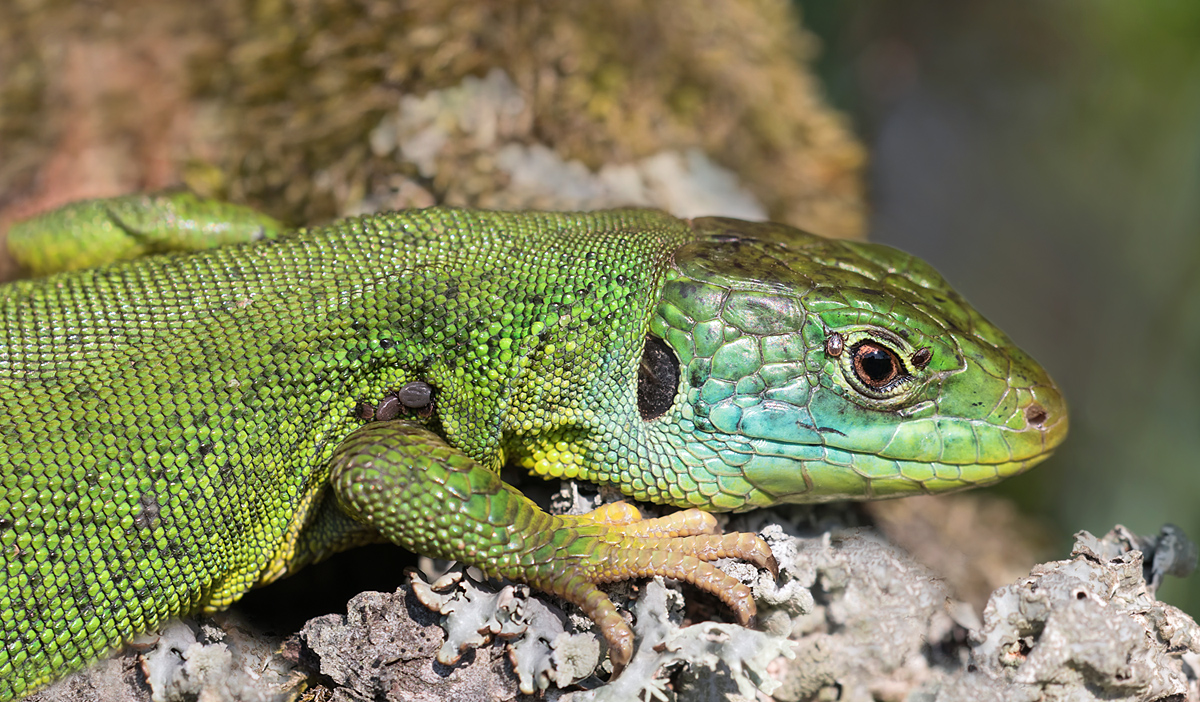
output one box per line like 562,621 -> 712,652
0,193 -> 1066,698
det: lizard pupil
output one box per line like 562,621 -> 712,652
637,336 -> 680,420
852,342 -> 901,388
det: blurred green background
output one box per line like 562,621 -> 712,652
794,0 -> 1200,615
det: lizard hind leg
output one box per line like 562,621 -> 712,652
327,420 -> 778,669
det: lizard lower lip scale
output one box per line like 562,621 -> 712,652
0,195 -> 1065,698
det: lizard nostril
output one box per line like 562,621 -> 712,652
1025,404 -> 1048,427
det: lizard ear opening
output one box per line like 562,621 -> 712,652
637,335 -> 680,420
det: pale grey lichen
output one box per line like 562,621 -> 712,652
559,579 -> 793,702
935,526 -> 1200,701
301,583 -> 521,701
138,617 -> 305,702
407,557 -> 792,701
743,516 -> 952,702
493,144 -> 768,220
35,518 -> 1200,702
408,569 -> 528,667
358,68 -> 767,220
1086,523 -> 1198,595
503,590 -> 601,695
732,516 -> 1200,702
407,567 -> 601,695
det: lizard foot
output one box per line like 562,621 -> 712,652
532,502 -> 778,667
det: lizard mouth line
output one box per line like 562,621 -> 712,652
710,406 -> 1068,466
738,452 -> 1061,506
724,446 -> 1064,468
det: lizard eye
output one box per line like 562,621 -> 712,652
638,336 -> 680,420
850,341 -> 905,391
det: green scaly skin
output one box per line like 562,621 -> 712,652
0,194 -> 1067,699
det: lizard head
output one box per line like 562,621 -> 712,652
637,217 -> 1067,510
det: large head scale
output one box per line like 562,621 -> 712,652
637,217 -> 1067,511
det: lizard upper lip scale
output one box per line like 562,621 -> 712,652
0,196 -> 1065,698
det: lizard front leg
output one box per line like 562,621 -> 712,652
327,420 -> 778,666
